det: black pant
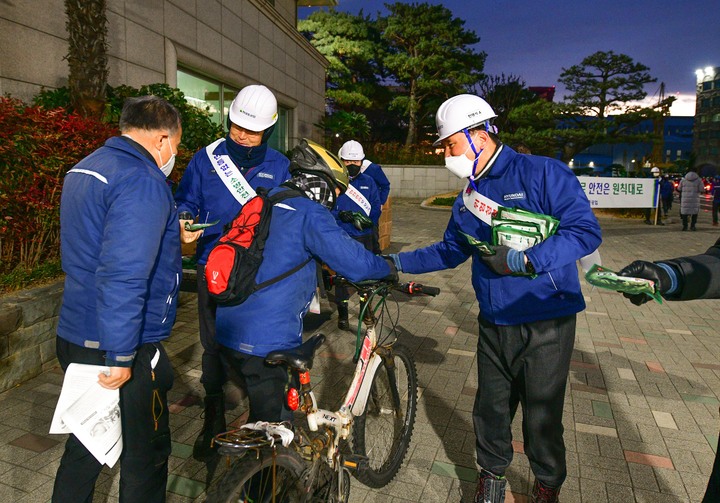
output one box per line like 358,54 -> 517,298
681,213 -> 698,229
713,201 -> 719,224
52,338 -> 174,503
335,233 -> 375,303
473,313 -> 576,488
219,347 -> 294,423
662,196 -> 673,216
197,264 -> 226,395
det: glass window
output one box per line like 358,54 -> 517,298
177,69 -> 238,127
703,81 -> 712,91
267,107 -> 290,154
177,70 -> 221,123
177,68 -> 291,152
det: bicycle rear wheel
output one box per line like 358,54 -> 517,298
352,343 -> 418,487
205,446 -> 307,503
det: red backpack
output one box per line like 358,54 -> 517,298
205,187 -> 310,306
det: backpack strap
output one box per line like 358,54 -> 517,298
253,187 -> 313,293
254,257 -> 313,292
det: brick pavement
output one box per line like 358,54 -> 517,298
1,199 -> 719,503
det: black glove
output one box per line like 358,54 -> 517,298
479,245 -> 513,275
381,255 -> 399,284
618,260 -> 672,306
338,211 -> 354,223
352,213 -> 374,230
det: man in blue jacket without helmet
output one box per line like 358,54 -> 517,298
388,94 -> 602,503
53,96 -> 182,503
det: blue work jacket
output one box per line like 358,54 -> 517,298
332,173 -> 382,238
215,188 -> 390,357
174,139 -> 290,263
57,137 -> 182,366
398,146 -> 602,325
362,162 -> 391,205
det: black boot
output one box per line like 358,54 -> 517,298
473,469 -> 506,503
337,302 -> 349,330
193,393 -> 226,461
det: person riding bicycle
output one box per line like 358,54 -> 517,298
214,139 -> 397,425
332,151 -> 383,330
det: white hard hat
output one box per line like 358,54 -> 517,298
434,94 -> 497,146
651,167 -> 660,174
228,85 -> 278,132
338,140 -> 365,161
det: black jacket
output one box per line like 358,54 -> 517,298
663,237 -> 720,300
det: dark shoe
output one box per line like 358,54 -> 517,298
644,220 -> 652,225
337,302 -> 349,330
682,227 -> 688,231
193,394 -> 226,461
691,227 -> 697,231
473,469 -> 506,503
713,222 -> 719,227
530,479 -> 561,503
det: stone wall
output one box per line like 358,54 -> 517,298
0,281 -> 63,394
0,281 -> 197,394
384,164 -> 465,199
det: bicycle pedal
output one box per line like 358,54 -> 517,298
341,453 -> 369,472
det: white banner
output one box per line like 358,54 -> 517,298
577,177 -> 658,208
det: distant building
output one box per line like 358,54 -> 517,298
695,66 -> 720,174
0,0 -> 337,152
568,116 -> 694,175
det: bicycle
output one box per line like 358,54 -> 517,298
205,278 -> 440,502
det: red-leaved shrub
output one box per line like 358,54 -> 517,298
0,97 -> 118,274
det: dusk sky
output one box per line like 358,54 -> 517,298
299,0 -> 720,116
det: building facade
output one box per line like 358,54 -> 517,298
0,0 -> 333,151
569,116 -> 694,176
695,66 -> 720,173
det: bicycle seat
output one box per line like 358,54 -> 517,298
265,333 -> 326,371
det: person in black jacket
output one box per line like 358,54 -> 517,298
618,238 -> 720,503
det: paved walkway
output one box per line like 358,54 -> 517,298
1,199 -> 719,503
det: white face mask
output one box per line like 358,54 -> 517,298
445,134 -> 480,179
158,138 -> 176,177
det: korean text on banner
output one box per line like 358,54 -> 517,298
577,177 -> 658,208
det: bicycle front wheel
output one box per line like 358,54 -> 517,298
352,343 -> 418,488
205,446 -> 307,503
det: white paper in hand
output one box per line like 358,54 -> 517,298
50,363 -> 122,467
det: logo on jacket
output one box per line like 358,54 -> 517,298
257,172 -> 274,179
503,191 -> 526,201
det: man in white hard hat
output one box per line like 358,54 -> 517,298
387,94 -> 602,503
174,84 -> 291,461
644,166 -> 664,225
339,140 -> 391,253
333,140 -> 383,329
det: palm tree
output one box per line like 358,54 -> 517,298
65,0 -> 108,118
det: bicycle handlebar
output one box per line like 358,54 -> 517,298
396,281 -> 440,297
331,276 -> 440,297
